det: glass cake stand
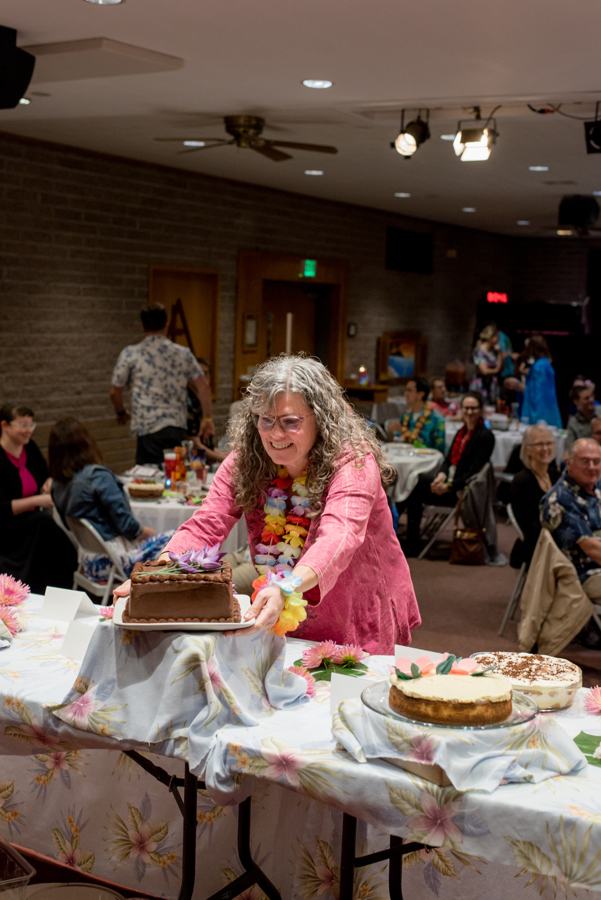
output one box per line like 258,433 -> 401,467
361,680 -> 539,731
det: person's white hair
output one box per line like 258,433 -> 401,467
227,354 -> 395,515
567,437 -> 600,462
520,424 -> 555,469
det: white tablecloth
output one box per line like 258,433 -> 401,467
444,423 -> 567,468
383,442 -> 443,503
130,495 -> 248,555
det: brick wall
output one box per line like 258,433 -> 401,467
0,131 -> 592,470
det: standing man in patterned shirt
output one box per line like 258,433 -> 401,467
110,304 -> 215,465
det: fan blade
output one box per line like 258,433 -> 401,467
268,140 -> 338,155
176,140 -> 235,155
250,143 -> 292,162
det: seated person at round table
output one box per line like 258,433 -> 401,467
429,377 -> 462,420
49,417 -> 173,582
566,383 -> 601,450
115,354 -> 421,655
510,425 -> 558,567
0,404 -> 77,594
386,377 -> 445,451
541,437 -> 601,603
403,391 -> 495,555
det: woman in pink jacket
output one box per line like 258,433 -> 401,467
117,355 -> 420,655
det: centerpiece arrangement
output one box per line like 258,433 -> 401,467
293,640 -> 369,682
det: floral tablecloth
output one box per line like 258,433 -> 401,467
0,595 -> 600,898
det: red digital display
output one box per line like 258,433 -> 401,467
487,291 -> 508,304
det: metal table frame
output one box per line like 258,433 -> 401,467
339,812 -> 426,900
124,750 -> 280,900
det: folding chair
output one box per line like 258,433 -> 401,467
417,502 -> 458,560
65,516 -> 127,606
498,503 -> 528,636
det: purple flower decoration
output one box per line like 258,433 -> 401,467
290,506 -> 308,516
169,549 -> 197,572
191,543 -> 227,570
267,487 -> 288,498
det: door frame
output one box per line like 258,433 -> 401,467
148,264 -> 220,398
234,250 -> 348,391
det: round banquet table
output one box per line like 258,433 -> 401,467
383,442 -> 443,503
444,422 -> 567,468
129,492 -> 248,555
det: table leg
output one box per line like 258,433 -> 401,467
339,812 -> 425,900
124,752 -> 280,900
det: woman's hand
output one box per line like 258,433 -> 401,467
139,526 -> 157,540
36,493 -> 54,509
430,473 -> 449,496
41,477 -> 53,494
113,580 -> 131,600
224,584 -> 285,638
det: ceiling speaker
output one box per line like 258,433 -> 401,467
559,194 -> 600,235
0,26 -> 35,108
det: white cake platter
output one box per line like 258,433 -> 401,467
113,595 -> 255,632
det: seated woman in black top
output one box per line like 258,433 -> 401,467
404,391 -> 495,555
510,424 -> 558,567
0,404 -> 76,593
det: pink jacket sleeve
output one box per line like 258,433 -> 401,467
300,454 -> 381,598
164,454 -> 242,555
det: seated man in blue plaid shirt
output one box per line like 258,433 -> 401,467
541,437 -> 601,602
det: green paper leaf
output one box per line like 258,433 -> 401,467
436,655 -> 456,675
574,731 -> 601,767
313,666 -> 366,683
395,668 -> 412,681
410,662 -> 420,678
472,665 -> 496,677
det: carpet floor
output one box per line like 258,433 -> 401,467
405,519 -> 601,688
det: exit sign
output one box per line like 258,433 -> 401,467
487,291 -> 508,304
303,259 -> 317,277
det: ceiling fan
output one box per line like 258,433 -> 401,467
155,115 -> 338,162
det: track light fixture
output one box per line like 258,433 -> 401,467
392,109 -> 430,157
453,107 -> 499,161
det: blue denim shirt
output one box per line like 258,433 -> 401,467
541,471 -> 601,583
52,465 -> 142,542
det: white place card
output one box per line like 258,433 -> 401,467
60,620 -> 97,662
41,586 -> 98,622
329,673 -> 384,716
394,645 -> 444,663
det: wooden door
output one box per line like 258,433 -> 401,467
262,281 -> 317,358
149,266 -> 220,396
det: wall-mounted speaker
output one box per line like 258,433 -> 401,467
0,26 -> 35,109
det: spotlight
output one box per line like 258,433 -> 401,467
585,120 -> 601,154
558,194 -> 600,235
392,110 -> 430,157
453,107 -> 499,161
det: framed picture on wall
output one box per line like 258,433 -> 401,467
244,314 -> 258,350
376,331 -> 428,384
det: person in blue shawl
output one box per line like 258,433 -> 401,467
520,335 -> 562,428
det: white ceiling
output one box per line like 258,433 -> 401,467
2,0 -> 601,236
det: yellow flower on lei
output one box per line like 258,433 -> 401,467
272,591 -> 307,635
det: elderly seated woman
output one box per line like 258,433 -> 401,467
509,424 -> 558,568
49,417 -> 173,582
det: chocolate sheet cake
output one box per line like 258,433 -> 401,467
124,559 -> 241,624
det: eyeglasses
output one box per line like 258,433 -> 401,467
528,442 -> 554,449
253,413 -> 314,433
9,421 -> 36,432
462,406 -> 481,413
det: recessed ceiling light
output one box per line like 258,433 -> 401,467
305,170 -> 323,176
83,0 -> 124,4
593,191 -> 601,196
440,134 -> 455,141
517,220 -> 530,226
462,207 -> 476,212
394,192 -> 411,198
302,79 -> 333,89
18,97 -> 30,105
529,165 -> 549,172
183,141 -> 205,148
557,229 -> 572,235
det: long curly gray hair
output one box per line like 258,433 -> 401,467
227,354 -> 395,516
